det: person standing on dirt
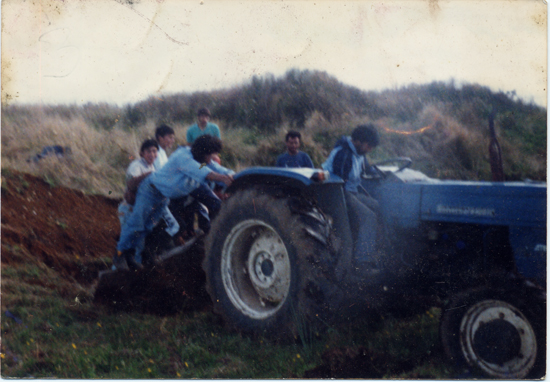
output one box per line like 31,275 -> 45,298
322,124 -> 381,269
186,108 -> 221,145
114,135 -> 234,271
276,131 -> 314,168
154,124 -> 176,170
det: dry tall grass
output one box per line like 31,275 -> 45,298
2,106 -> 151,197
1,99 -> 545,199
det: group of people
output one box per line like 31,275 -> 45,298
114,108 -> 233,271
114,104 -> 382,272
275,124 -> 381,268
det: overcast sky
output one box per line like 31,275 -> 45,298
1,0 -> 547,106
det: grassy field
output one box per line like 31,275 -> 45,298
1,262 -> 463,378
0,168 -> 467,379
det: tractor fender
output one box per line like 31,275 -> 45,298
226,166 -> 343,194
226,167 -> 354,281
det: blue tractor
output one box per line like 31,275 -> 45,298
202,159 -> 546,379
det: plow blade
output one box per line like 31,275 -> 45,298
93,235 -> 209,313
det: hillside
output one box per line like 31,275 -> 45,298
1,70 -> 546,199
1,170 -> 120,291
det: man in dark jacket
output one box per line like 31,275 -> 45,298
276,131 -> 314,168
322,124 -> 380,269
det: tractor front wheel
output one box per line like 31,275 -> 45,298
440,288 -> 545,379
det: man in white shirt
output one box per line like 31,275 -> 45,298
117,138 -> 181,270
119,139 -> 159,227
154,124 -> 176,170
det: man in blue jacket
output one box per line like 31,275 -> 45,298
114,135 -> 234,271
322,124 -> 380,269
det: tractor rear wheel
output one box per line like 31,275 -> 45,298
203,190 -> 336,340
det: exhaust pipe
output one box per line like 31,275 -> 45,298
488,111 -> 505,181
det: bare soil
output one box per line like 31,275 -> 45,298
2,170 -> 120,280
1,170 -> 210,313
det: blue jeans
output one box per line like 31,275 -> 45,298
345,191 -> 378,263
161,203 -> 180,236
117,201 -> 178,265
117,202 -> 144,264
188,184 -> 222,229
117,177 -> 170,253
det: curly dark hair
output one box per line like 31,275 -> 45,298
191,135 -> 222,163
285,130 -> 301,142
351,124 -> 380,147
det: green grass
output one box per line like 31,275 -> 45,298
1,263 -> 462,379
1,265 -> 464,379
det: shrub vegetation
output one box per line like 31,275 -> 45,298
1,69 -> 546,198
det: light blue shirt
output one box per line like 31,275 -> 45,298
150,146 -> 233,199
186,123 -> 221,145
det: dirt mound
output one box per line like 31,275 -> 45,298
1,170 -> 211,313
1,170 -> 119,279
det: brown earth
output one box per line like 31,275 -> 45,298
1,170 -> 120,281
0,170 -> 436,378
1,170 -> 210,313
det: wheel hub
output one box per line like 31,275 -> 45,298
247,230 -> 290,303
472,319 -> 522,365
460,299 -> 537,378
221,219 -> 291,320
250,251 -> 276,285
260,257 -> 274,277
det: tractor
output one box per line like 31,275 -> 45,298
95,122 -> 546,379
201,159 -> 546,379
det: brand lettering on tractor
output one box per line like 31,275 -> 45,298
534,244 -> 546,252
436,205 -> 496,217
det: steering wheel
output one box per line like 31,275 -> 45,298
372,157 -> 412,174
